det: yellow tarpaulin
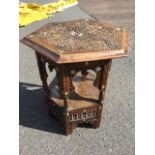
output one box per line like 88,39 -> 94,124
19,0 -> 78,27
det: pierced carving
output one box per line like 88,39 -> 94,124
48,64 -> 54,72
69,110 -> 97,122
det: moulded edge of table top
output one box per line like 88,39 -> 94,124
21,37 -> 128,64
21,19 -> 128,64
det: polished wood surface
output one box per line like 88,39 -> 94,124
21,19 -> 128,64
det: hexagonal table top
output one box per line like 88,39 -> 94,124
21,19 -> 128,64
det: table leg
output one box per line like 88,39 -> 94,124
57,67 -> 73,135
98,59 -> 112,104
95,59 -> 112,128
35,52 -> 49,95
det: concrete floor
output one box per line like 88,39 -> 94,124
19,0 -> 134,155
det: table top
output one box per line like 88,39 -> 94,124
21,19 -> 128,64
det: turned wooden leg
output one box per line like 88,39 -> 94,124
35,52 -> 49,95
98,59 -> 112,104
94,60 -> 112,128
57,67 -> 73,135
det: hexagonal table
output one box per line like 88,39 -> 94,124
21,19 -> 128,135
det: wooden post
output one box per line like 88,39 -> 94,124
35,52 -> 49,95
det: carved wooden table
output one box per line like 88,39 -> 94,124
21,19 -> 128,135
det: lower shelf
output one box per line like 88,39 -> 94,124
49,71 -> 100,111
